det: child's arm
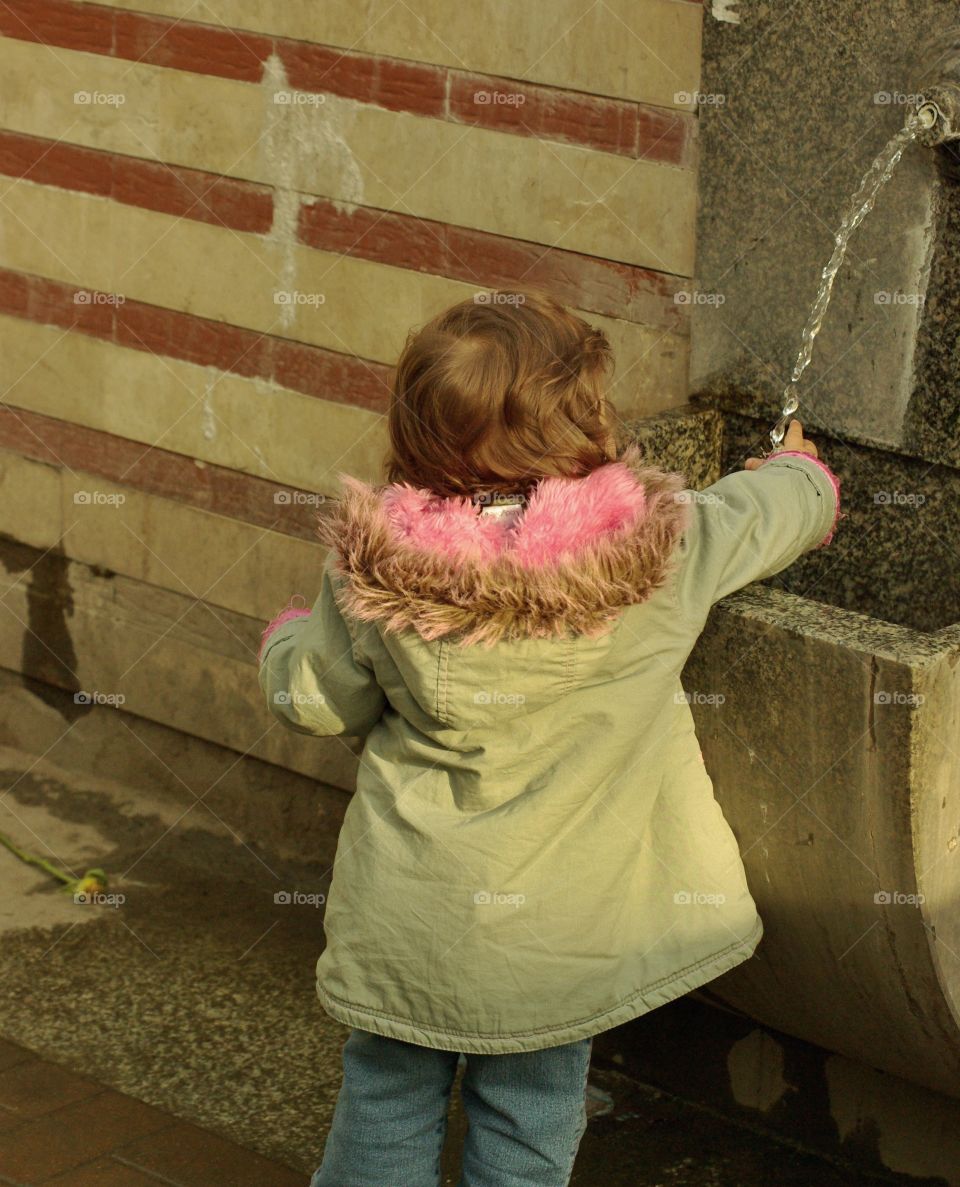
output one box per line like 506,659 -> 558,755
258,552 -> 386,738
671,419 -> 841,626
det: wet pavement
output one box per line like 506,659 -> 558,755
0,735 -> 941,1186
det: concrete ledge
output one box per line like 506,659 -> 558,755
684,586 -> 960,1100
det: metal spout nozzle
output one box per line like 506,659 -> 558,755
914,84 -> 960,145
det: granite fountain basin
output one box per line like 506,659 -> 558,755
630,404 -> 960,1100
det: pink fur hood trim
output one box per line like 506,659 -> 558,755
317,444 -> 692,647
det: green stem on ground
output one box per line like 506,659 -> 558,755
0,830 -> 109,897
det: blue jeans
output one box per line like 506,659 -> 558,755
310,1028 -> 593,1187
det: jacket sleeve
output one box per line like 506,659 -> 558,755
671,450 -> 841,627
258,553 -> 386,738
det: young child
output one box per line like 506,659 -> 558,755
258,289 -> 841,1187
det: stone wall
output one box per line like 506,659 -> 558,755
0,0 -> 704,766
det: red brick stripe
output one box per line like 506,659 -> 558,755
113,7 -> 271,83
0,268 -> 394,411
0,131 -> 689,330
0,0 -> 112,55
0,0 -> 696,164
450,75 -> 635,158
298,200 -> 690,332
0,132 -> 273,232
0,404 -> 330,543
279,40 -> 446,119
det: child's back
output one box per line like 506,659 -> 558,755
258,288 -> 840,1184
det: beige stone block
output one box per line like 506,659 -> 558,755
135,490 -> 326,618
60,469 -> 151,584
602,322 -> 690,415
0,449 -> 62,552
0,180 -> 119,293
276,246 -> 437,361
0,315 -> 389,492
54,465 -> 323,621
0,39 -> 259,178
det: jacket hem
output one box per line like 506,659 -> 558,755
315,914 -> 763,1054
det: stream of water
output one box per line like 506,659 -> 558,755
769,111 -> 922,448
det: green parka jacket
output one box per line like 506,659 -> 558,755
258,444 -> 840,1054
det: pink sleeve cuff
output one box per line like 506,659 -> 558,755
258,597 -> 311,661
759,450 -> 842,548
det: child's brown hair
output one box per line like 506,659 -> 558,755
385,288 -> 618,498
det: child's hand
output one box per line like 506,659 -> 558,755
744,418 -> 821,471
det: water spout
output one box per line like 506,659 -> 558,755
767,116 -> 921,449
913,83 -> 960,145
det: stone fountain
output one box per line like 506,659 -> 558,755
602,6 -> 960,1183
